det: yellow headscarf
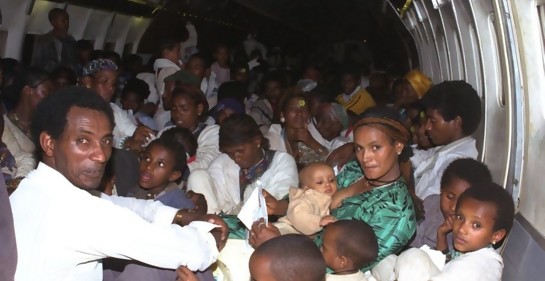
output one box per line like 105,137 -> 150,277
404,70 -> 432,99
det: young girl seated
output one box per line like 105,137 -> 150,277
276,162 -> 337,236
127,138 -> 195,210
393,182 -> 515,281
322,220 -> 378,281
158,126 -> 198,185
412,158 -> 492,248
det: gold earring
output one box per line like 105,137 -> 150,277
280,117 -> 285,123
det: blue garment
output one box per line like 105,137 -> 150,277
156,188 -> 195,209
134,112 -> 158,131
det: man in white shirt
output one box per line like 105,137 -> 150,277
411,80 -> 482,201
9,87 -> 227,281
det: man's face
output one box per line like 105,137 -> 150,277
48,107 -> 113,190
52,13 -> 70,34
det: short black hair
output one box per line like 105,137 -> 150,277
260,71 -> 286,93
421,80 -> 482,135
440,158 -> 492,189
4,67 -> 50,104
219,114 -> 269,151
48,8 -> 67,22
31,86 -> 115,154
158,37 -> 180,54
122,78 -> 151,101
145,138 -> 187,174
306,85 -> 335,104
76,40 -> 94,51
214,43 -> 230,53
123,54 -> 143,68
326,220 -> 378,269
230,60 -> 249,74
171,85 -> 209,115
457,182 -> 515,235
159,127 -> 198,157
340,65 -> 361,79
188,53 -> 210,68
251,234 -> 326,281
217,81 -> 248,104
103,51 -> 121,66
50,66 -> 77,86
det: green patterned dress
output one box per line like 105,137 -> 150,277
317,160 -> 417,271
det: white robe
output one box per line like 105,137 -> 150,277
110,103 -> 138,149
411,137 -> 478,199
187,151 -> 298,214
392,247 -> 502,281
187,124 -> 221,172
2,115 -> 33,177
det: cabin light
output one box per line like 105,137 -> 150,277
431,0 -> 449,9
363,39 -> 367,43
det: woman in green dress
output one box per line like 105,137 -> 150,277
250,107 -> 417,271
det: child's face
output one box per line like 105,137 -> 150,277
121,91 -> 143,112
440,177 -> 471,220
424,108 -> 459,146
249,253 -> 276,281
452,198 -> 506,253
170,95 -> 201,129
216,108 -> 235,125
264,81 -> 282,104
341,73 -> 359,95
186,58 -> 206,79
302,165 -> 337,196
163,44 -> 181,62
321,227 -> 342,271
214,47 -> 230,66
139,144 -> 180,189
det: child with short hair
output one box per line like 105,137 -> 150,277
335,66 -> 376,115
322,220 -> 378,281
128,138 -> 195,210
121,78 -> 158,131
276,162 -> 337,236
394,182 -> 514,281
249,234 -> 326,281
411,158 -> 492,248
185,53 -> 219,109
211,44 -> 231,86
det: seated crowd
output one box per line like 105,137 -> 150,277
0,7 -> 516,281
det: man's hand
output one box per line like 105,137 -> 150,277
248,218 -> 281,249
186,191 -> 207,215
175,266 -> 198,281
